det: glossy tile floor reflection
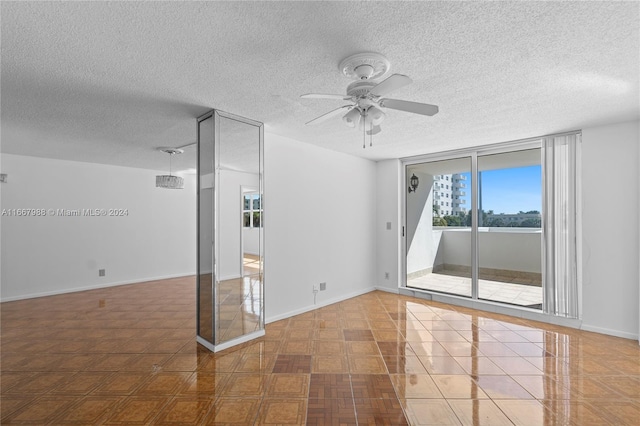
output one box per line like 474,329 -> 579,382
216,254 -> 262,344
210,254 -> 262,344
2,277 -> 639,425
216,274 -> 262,343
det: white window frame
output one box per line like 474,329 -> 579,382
243,191 -> 262,228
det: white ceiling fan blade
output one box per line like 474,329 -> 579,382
379,98 -> 439,116
301,93 -> 351,100
369,74 -> 413,97
305,105 -> 353,125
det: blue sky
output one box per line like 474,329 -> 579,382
460,166 -> 542,214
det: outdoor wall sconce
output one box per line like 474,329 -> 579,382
408,174 -> 419,193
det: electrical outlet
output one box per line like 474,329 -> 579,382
313,283 -> 319,292
385,272 -> 390,280
319,282 -> 326,291
99,269 -> 105,277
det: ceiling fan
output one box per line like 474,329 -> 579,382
301,52 -> 439,147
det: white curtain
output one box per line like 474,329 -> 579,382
542,133 -> 581,318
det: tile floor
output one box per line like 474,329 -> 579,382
1,276 -> 639,425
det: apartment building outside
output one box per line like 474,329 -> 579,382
433,173 -> 467,216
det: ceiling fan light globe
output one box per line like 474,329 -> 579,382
368,106 -> 385,125
342,108 -> 361,128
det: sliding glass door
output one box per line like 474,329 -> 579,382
477,148 -> 543,308
404,133 -> 580,319
406,157 -> 472,298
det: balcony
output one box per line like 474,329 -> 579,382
407,227 -> 542,308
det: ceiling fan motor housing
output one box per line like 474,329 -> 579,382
354,64 -> 375,80
339,52 -> 390,81
346,81 -> 377,98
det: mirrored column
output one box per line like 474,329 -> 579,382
197,110 -> 264,352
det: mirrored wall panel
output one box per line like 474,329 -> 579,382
197,110 -> 264,352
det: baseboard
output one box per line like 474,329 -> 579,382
266,286 -> 377,324
400,286 -> 639,341
0,272 -> 196,303
406,268 -> 432,280
197,330 -> 266,353
580,323 -> 639,341
374,286 -> 400,294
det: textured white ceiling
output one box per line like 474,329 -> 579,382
1,1 -> 638,172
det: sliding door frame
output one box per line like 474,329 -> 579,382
401,135 -> 572,313
401,150 -> 476,300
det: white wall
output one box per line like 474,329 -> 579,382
435,228 -> 541,273
376,160 -> 402,291
479,229 -> 540,273
406,171 -> 441,275
243,228 -> 261,255
264,134 -> 377,321
581,120 -> 639,339
0,154 -> 196,301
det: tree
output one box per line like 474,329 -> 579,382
433,217 -> 447,226
520,218 -> 541,227
443,215 -> 462,227
525,210 -> 540,214
462,211 -> 472,227
486,218 -> 505,227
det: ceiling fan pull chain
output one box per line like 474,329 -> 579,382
362,121 -> 366,149
362,110 -> 366,148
